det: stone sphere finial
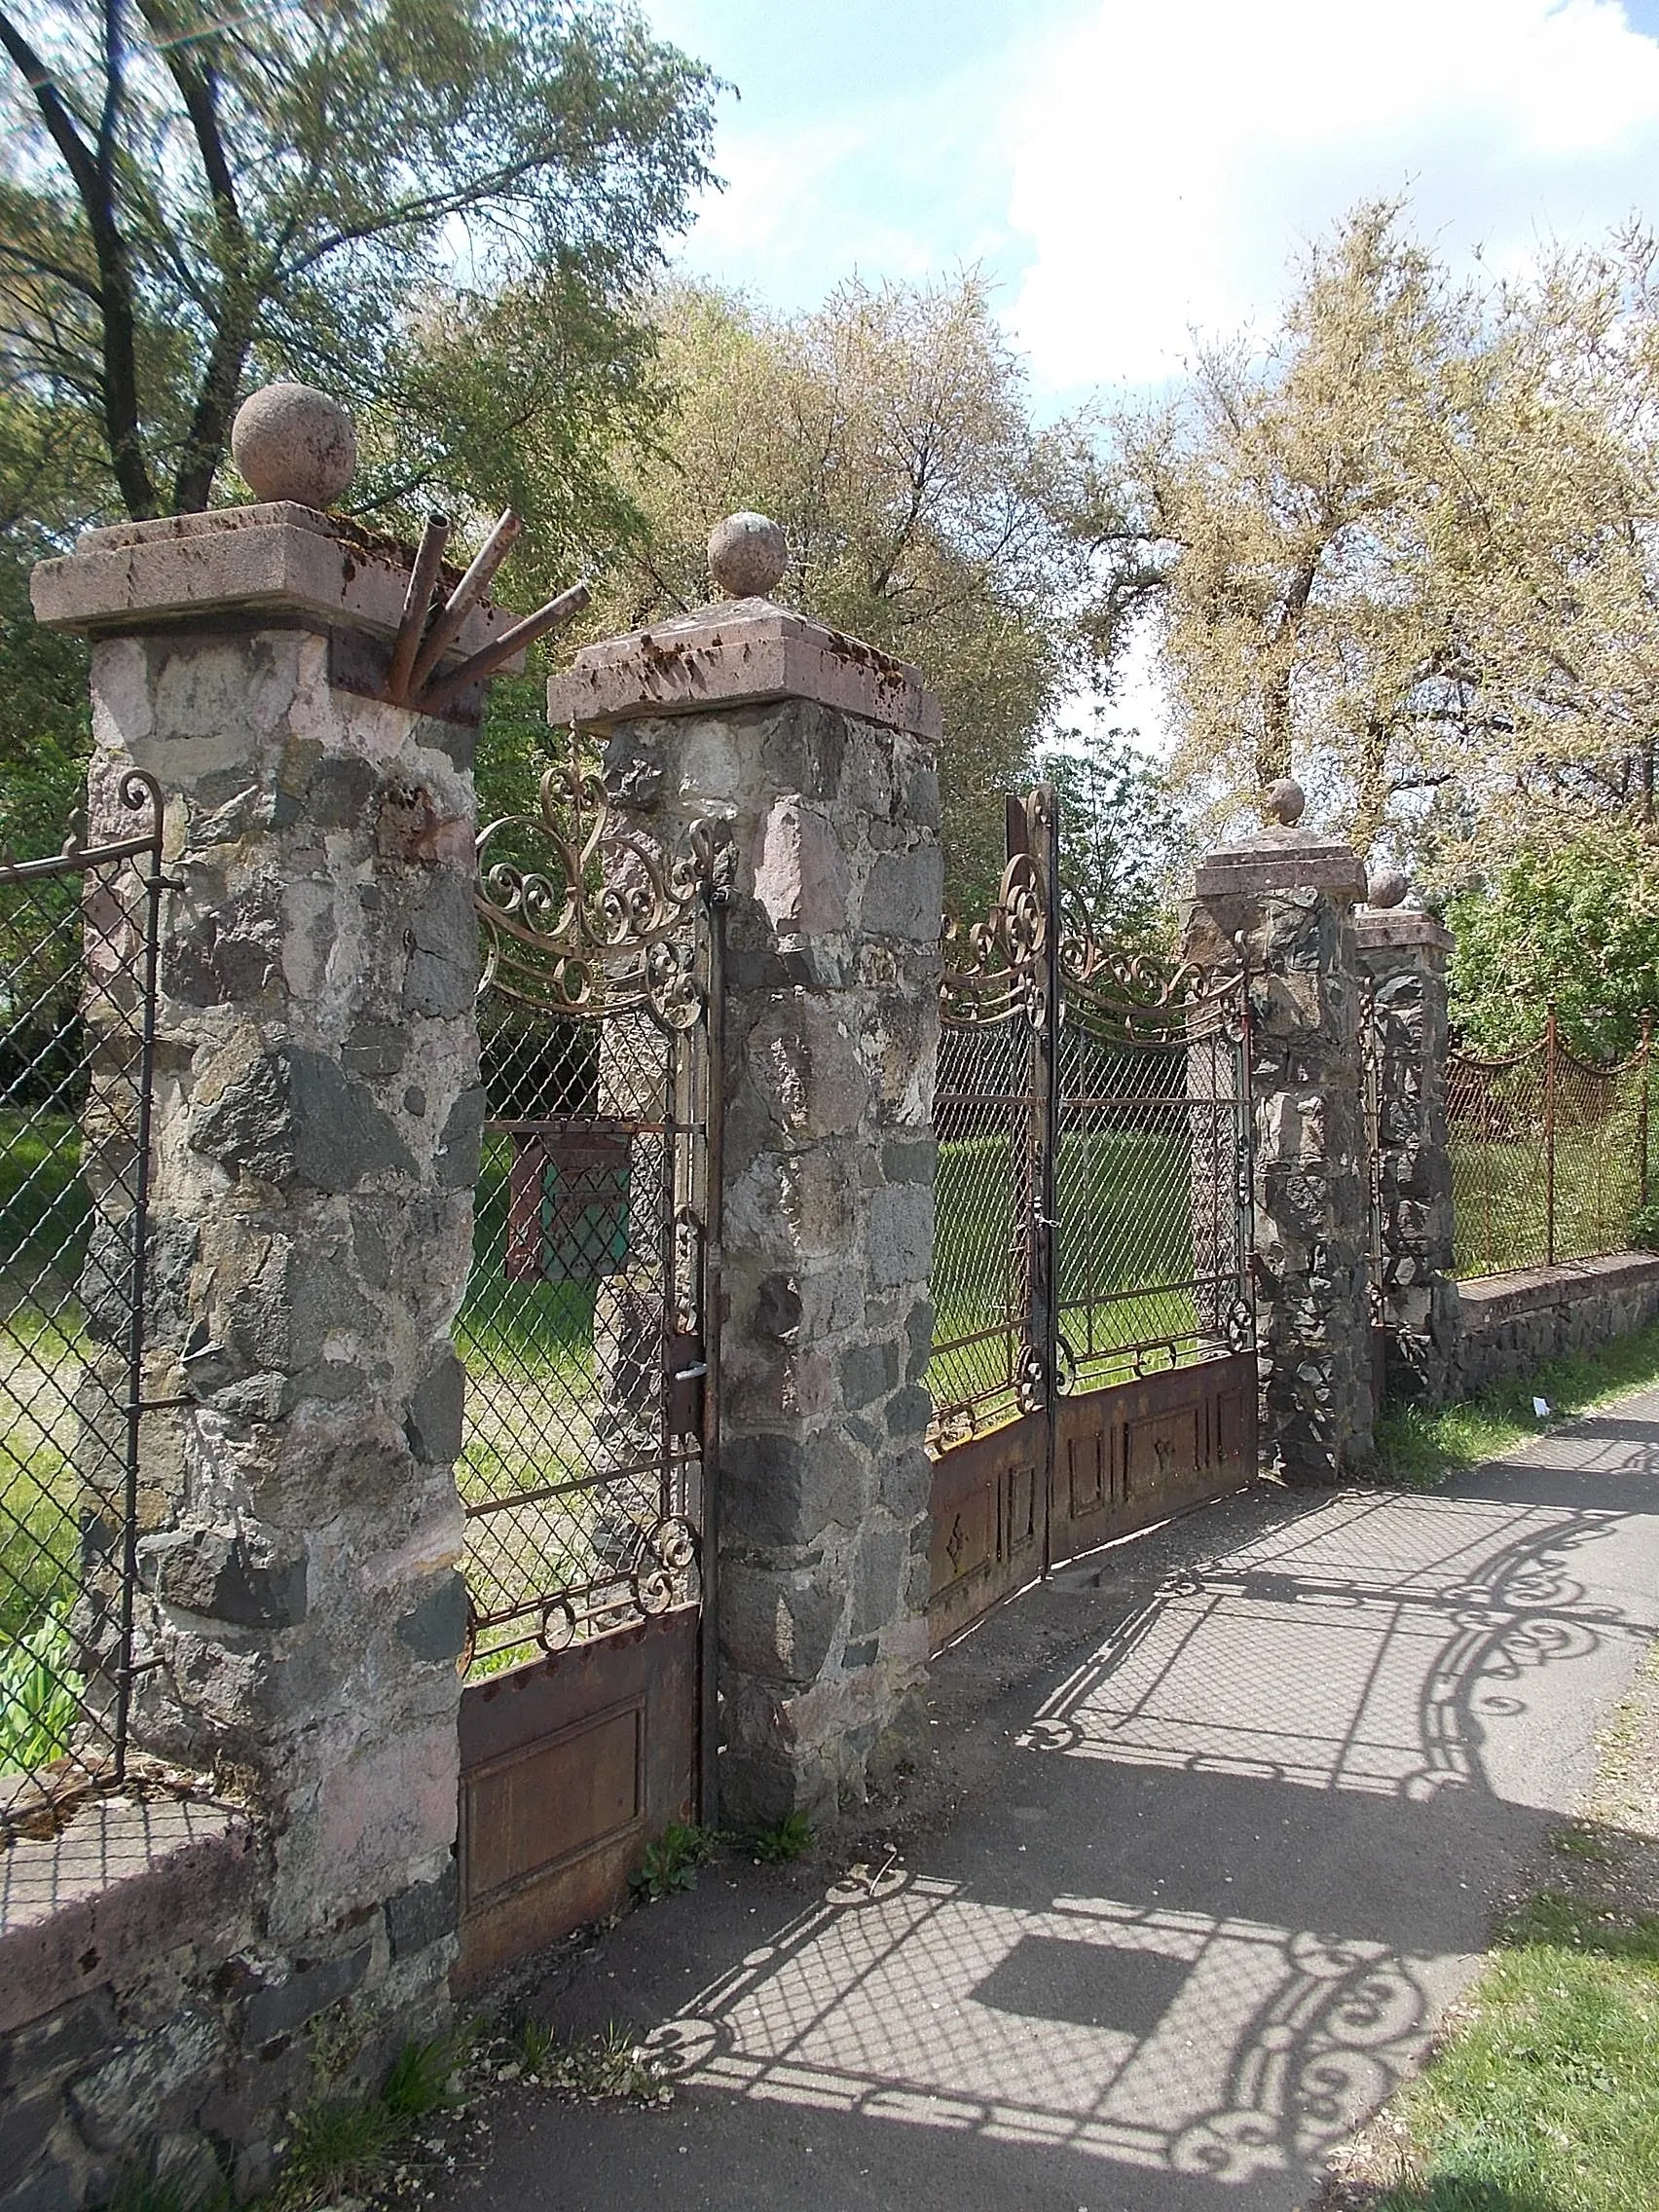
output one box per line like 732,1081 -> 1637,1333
1366,864 -> 1408,910
708,511 -> 787,600
231,382 -> 356,509
1265,776 -> 1306,829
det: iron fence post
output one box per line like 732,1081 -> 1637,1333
1641,1012 -> 1653,1216
1545,1004 -> 1559,1269
111,778 -> 166,1788
697,892 -> 725,1830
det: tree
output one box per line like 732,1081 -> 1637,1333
1097,204 -> 1483,860
579,276 -> 1097,906
1446,830 -> 1659,1061
1098,204 -> 1659,878
1037,721 -> 1177,959
0,0 -> 716,522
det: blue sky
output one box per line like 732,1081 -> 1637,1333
645,0 -> 1659,412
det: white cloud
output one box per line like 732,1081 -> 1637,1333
1006,0 -> 1659,390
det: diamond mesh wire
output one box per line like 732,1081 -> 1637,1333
1,799 -> 161,1834
930,943 -> 1252,1447
1448,1033 -> 1648,1279
458,953 -> 708,1677
928,1014 -> 1039,1446
1055,987 -> 1250,1389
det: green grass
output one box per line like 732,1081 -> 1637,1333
0,1107 -> 90,1299
1451,1118 -> 1645,1280
1375,1890 -> 1659,2210
1365,1641 -> 1659,2212
931,1125 -> 1218,1412
1374,1316 -> 1659,1489
0,1610 -> 81,1774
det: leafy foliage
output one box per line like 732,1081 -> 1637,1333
0,1610 -> 79,1775
1446,830 -> 1659,1060
628,1819 -> 715,1899
0,0 -> 718,523
738,1810 -> 813,1863
1038,719 -> 1178,957
584,276 -> 1099,906
1101,202 -> 1659,885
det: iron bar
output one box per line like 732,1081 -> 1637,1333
1545,1003 -> 1559,1269
407,507 -> 523,699
112,781 -> 166,1786
697,892 -> 725,1829
415,581 -> 592,719
387,511 -> 451,705
1642,1012 -> 1653,1214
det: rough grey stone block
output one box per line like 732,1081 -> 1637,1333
243,1946 -> 370,2046
722,1430 -> 862,1548
401,874 -> 476,1018
753,1273 -> 801,1342
0,2091 -> 59,2175
435,1088 -> 486,1190
719,1566 -> 841,1685
850,1525 -> 906,1638
867,1184 -> 934,1290
395,1572 -> 468,1663
143,1530 -> 308,1629
840,1340 -> 899,1412
0,2162 -> 76,2212
290,1051 -> 416,1190
385,1863 -> 458,1960
66,2008 -> 221,2153
404,1353 -> 465,1465
862,848 -> 944,940
189,1047 -> 293,1182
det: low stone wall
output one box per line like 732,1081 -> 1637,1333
0,1791 -> 451,2211
1449,1251 -> 1659,1396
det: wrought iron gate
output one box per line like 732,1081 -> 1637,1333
454,753 -> 722,1987
928,790 -> 1256,1649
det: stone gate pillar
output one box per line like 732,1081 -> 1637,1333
1182,781 -> 1375,1485
548,513 -> 942,1823
1354,875 -> 1461,1403
30,393 -> 514,2081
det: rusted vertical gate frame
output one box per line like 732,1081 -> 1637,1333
697,885 -> 725,1825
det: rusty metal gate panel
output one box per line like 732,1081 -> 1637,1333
928,788 -> 1256,1651
454,753 -> 724,1990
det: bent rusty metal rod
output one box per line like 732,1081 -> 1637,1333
386,511 -> 452,705
406,506 -> 524,698
415,579 -> 593,719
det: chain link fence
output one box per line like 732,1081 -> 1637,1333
1,775 -> 164,1836
1448,1013 -> 1653,1280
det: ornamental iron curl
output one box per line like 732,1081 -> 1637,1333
475,750 -> 724,1029
940,851 -> 1047,1024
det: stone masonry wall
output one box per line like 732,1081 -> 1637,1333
1450,1253 -> 1659,1396
1185,869 -> 1376,1485
1355,913 -> 1461,1405
591,695 -> 942,1823
0,608 -> 482,2209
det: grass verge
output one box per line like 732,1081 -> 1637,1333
1374,1315 -> 1659,1489
1321,1646 -> 1659,2211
